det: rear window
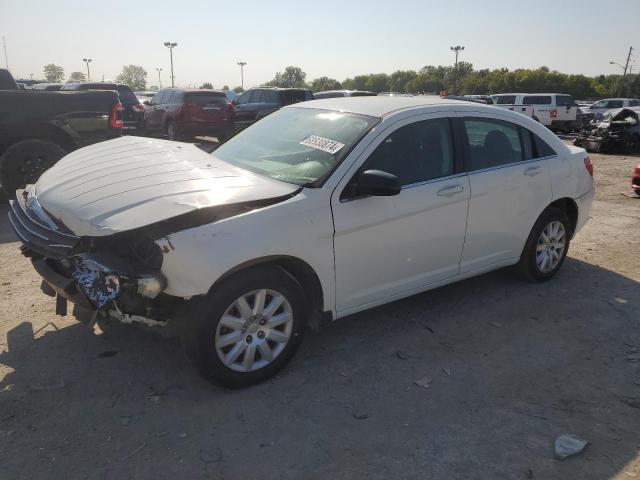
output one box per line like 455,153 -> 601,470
630,100 -> 640,107
184,92 -> 228,105
523,96 -> 552,105
494,95 -> 517,104
115,86 -> 138,105
556,95 -> 576,106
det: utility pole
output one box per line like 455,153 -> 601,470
83,58 -> 92,81
621,46 -> 633,97
237,61 -> 246,90
164,42 -> 177,87
2,36 -> 8,70
450,45 -> 464,94
156,68 -> 163,89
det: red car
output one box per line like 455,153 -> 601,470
632,162 -> 640,195
143,88 -> 234,142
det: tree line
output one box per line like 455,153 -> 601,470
40,62 -> 640,99
266,64 -> 640,100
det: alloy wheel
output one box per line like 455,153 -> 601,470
535,220 -> 566,273
214,289 -> 294,372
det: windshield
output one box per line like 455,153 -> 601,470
213,107 -> 378,185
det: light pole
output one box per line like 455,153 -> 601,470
2,36 -> 8,69
450,46 -> 464,94
83,58 -> 92,81
163,42 -> 177,87
237,61 -> 246,90
156,68 -> 163,89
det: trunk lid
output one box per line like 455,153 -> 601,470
34,136 -> 299,237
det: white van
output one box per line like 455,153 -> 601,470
492,93 -> 579,131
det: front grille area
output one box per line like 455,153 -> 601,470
8,192 -> 81,259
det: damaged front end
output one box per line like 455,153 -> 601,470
574,108 -> 640,154
9,188 -> 177,327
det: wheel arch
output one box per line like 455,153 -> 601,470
209,255 -> 329,330
548,197 -> 579,237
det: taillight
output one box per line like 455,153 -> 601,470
584,156 -> 594,177
110,101 -> 124,129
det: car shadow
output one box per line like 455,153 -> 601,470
0,203 -> 16,244
1,258 -> 639,479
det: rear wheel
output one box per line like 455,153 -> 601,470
182,265 -> 306,387
167,120 -> 180,141
518,208 -> 571,282
624,134 -> 640,154
0,139 -> 66,194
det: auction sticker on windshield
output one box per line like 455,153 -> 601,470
300,135 -> 345,155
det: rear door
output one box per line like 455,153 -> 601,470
459,115 -> 552,273
145,90 -> 166,131
233,90 -> 256,125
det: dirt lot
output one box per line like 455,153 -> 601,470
0,150 -> 639,480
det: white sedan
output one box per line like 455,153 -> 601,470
9,96 -> 595,387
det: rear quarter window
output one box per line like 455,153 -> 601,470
494,95 -> 517,104
523,96 -> 552,105
555,95 -> 576,107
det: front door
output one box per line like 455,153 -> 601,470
332,115 -> 470,315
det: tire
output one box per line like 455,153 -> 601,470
0,139 -> 67,195
167,120 -> 180,141
182,265 -> 307,388
517,207 -> 571,282
634,189 -> 640,196
624,134 -> 640,154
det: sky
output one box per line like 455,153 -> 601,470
1,0 -> 639,88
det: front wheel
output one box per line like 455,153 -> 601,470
517,208 -> 571,282
182,265 -> 306,387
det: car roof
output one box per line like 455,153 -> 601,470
497,93 -> 571,96
289,95 -> 486,118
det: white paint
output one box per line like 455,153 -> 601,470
33,98 -> 594,320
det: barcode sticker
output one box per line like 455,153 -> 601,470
300,135 -> 345,155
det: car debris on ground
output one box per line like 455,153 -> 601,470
554,434 -> 588,460
574,108 -> 640,153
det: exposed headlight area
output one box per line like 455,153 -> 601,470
9,188 -> 172,324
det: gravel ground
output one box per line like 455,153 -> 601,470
0,150 -> 639,480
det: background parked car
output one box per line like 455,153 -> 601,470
61,82 -> 144,135
584,98 -> 640,119
233,87 -> 313,129
492,93 -> 580,131
0,69 -> 123,194
144,88 -> 234,141
632,162 -> 640,196
134,90 -> 157,105
313,90 -> 376,99
32,83 -> 63,91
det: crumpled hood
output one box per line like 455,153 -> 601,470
35,136 -> 299,237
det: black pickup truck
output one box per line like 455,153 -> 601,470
0,69 -> 123,194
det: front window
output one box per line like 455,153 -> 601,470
213,108 -> 378,185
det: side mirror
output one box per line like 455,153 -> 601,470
356,169 -> 401,197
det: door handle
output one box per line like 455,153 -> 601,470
524,166 -> 542,177
437,185 -> 464,197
